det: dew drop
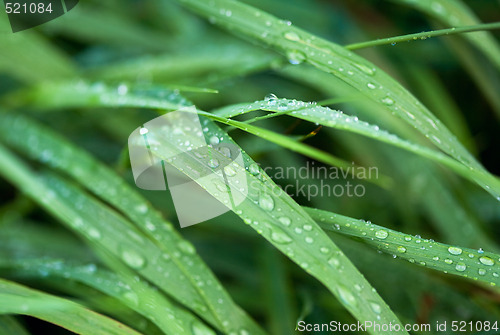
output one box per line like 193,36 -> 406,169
444,259 -> 453,264
121,249 -> 146,269
278,216 -> 291,226
139,128 -> 149,135
404,235 -> 412,241
337,285 -> 357,307
305,237 -> 314,244
286,50 -> 306,65
284,31 -> 300,41
209,136 -> 220,145
397,246 -> 406,253
320,247 -> 330,254
328,257 -> 340,268
191,321 -> 214,335
259,193 -> 275,211
303,224 -> 313,231
353,63 -> 375,75
264,93 -> 278,102
375,230 -> 388,239
448,246 -> 462,256
478,269 -> 487,276
455,262 -> 466,272
178,241 -> 196,255
270,228 -> 293,244
479,256 -> 495,266
381,97 -> 394,106
367,83 -> 376,89
249,163 -> 260,175
369,302 -> 382,314
224,166 -> 237,177
87,227 -> 101,239
208,159 -> 219,168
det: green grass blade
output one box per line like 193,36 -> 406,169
133,112 -> 408,334
345,22 -> 500,51
0,316 -> 29,335
213,98 -> 500,198
0,114 -> 265,335
306,207 -> 500,288
390,0 -> 500,71
0,11 -> 76,83
1,258 -> 215,335
5,81 -> 191,111
0,278 -> 143,335
172,0 -> 493,190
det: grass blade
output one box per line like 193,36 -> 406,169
0,125 -> 264,335
214,98 -> 500,198
130,111 -> 408,334
0,278 -> 142,335
172,0 -> 495,195
306,207 -> 500,288
0,258 -> 215,335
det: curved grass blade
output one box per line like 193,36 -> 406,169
0,258 -> 215,335
0,316 -> 29,335
306,207 -> 500,289
4,81 -> 191,111
213,98 -> 500,198
172,0 -> 495,196
0,115 -> 265,335
0,278 -> 142,335
134,112 -> 408,335
345,22 -> 500,51
390,0 -> 500,71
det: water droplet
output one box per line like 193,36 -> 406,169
178,241 -> 196,255
284,31 -> 300,41
278,216 -> 291,226
305,237 -> 314,244
479,256 -> 495,266
404,235 -> 412,241
367,83 -> 376,89
397,246 -> 406,253
444,259 -> 453,264
270,228 -> 293,244
328,257 -> 340,268
320,247 -> 330,254
353,63 -> 375,75
259,193 -> 275,211
117,84 -> 128,95
286,50 -> 306,65
369,302 -> 381,314
123,291 -> 139,306
337,285 -> 357,307
121,249 -> 146,269
224,166 -> 237,177
448,246 -> 462,255
264,93 -> 278,102
87,227 -> 101,239
478,269 -> 487,276
209,136 -> 220,145
455,262 -> 466,272
478,248 -> 484,254
208,159 -> 219,168
381,97 -> 394,106
375,230 -> 388,239
191,321 -> 214,335
140,128 -> 149,135
303,224 -> 313,231
249,163 -> 260,175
